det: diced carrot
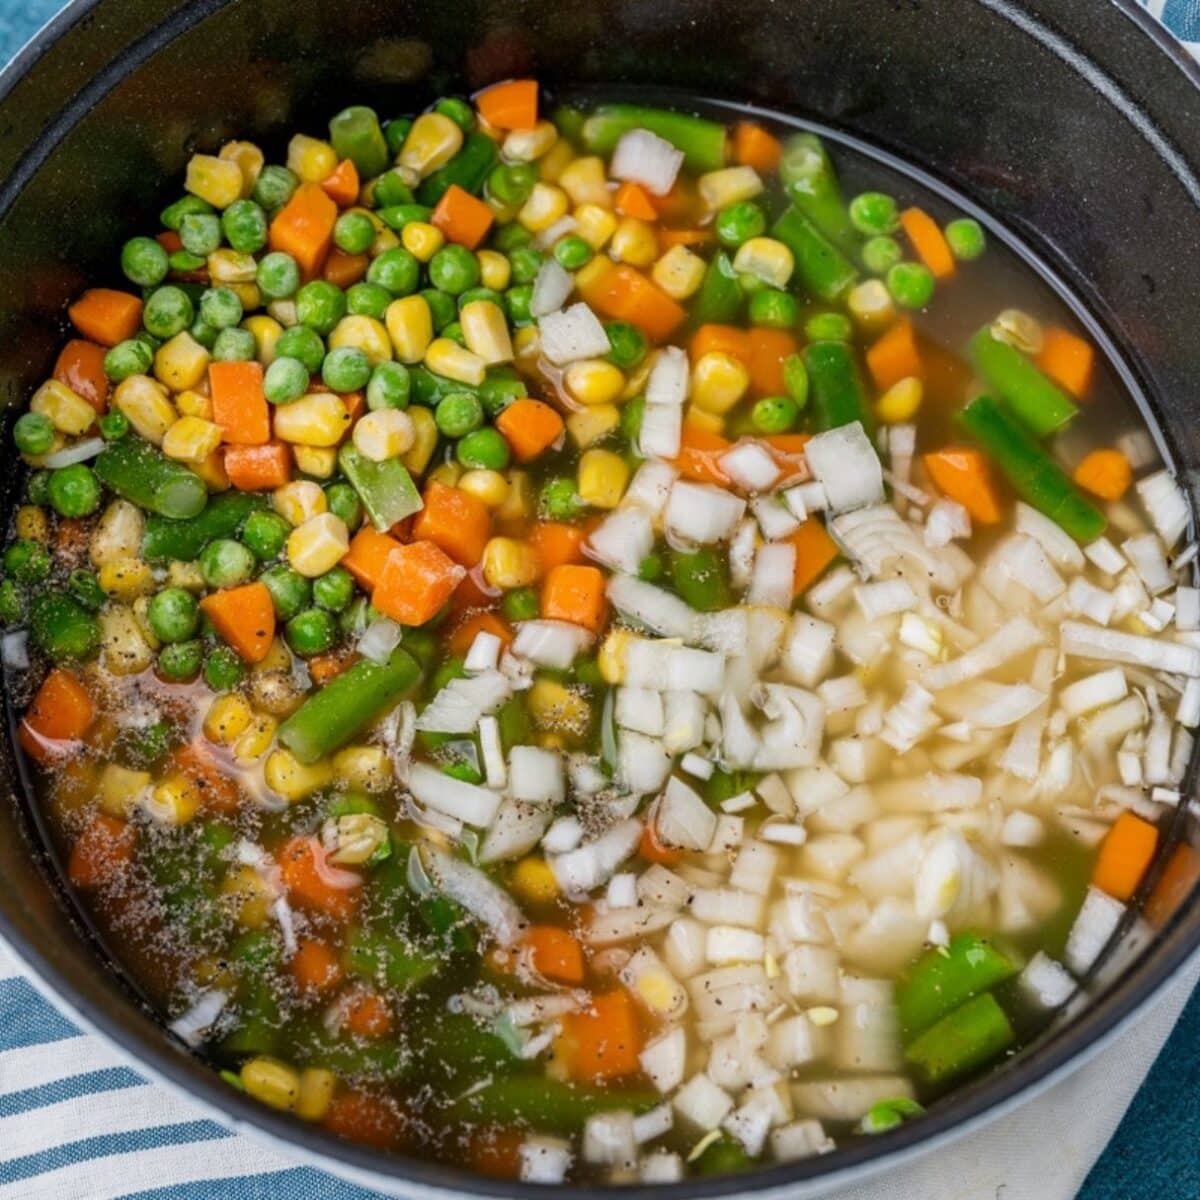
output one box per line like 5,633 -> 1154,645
412,480 -> 492,566
1073,448 -> 1132,501
746,328 -> 797,395
576,258 -> 686,342
495,398 -> 564,463
639,819 -> 684,866
320,158 -> 360,207
762,432 -> 812,481
372,540 -> 466,626
343,989 -> 394,1039
323,1090 -> 405,1149
475,79 -> 538,130
268,182 -> 338,280
788,518 -> 839,596
614,181 -> 658,221
1037,326 -> 1095,398
1093,811 -> 1159,901
308,647 -> 359,685
22,669 -> 94,743
866,319 -> 924,391
342,526 -> 403,591
67,288 -> 143,347
431,184 -> 495,251
223,440 -> 292,490
1146,843 -> 1200,927
525,925 -> 585,984
157,230 -> 183,253
899,206 -> 956,280
530,521 -> 587,574
689,323 -> 752,364
169,741 -> 242,813
559,989 -> 642,1082
448,609 -> 513,658
672,421 -> 731,485
210,361 -> 270,445
278,835 -> 360,921
291,938 -> 344,994
657,227 -> 715,251
53,339 -> 109,413
323,249 -> 369,288
541,563 -> 608,633
68,814 -> 136,889
199,581 -> 276,663
923,447 -> 1004,524
469,1130 -> 525,1180
732,121 -> 783,172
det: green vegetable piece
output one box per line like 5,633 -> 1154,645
98,411 -> 131,441
4,539 -> 50,583
295,280 -> 347,335
260,564 -> 312,621
212,327 -> 256,362
377,203 -> 433,231
285,607 -> 338,656
862,235 -> 903,275
502,587 -> 539,622
329,105 -> 390,179
805,311 -> 852,342
435,97 -> 475,133
67,569 -> 106,612
968,326 -> 1079,437
47,464 -> 101,518
805,340 -> 872,433
94,438 -> 208,519
446,1075 -> 660,1133
429,244 -> 480,295
274,325 -> 325,374
554,234 -> 593,271
779,133 -> 858,253
264,356 -> 310,406
604,321 -> 648,370
435,391 -> 484,438
770,206 -> 858,301
333,211 -> 376,256
179,212 -> 221,257
456,427 -> 510,471
322,346 -> 372,393
368,248 -> 421,298
848,191 -> 900,236
160,194 -> 214,231
313,566 -> 355,613
751,394 -> 800,434
143,286 -> 194,339
748,288 -> 798,330
690,252 -> 743,325
540,477 -> 584,521
782,353 -> 810,409
904,992 -> 1015,1085
344,927 -> 440,990
203,645 -> 245,691
694,1133 -> 756,1176
373,164 -> 413,207
861,1096 -> 926,1134
887,261 -> 935,309
199,286 -> 243,331
477,368 -> 526,417
323,482 -> 363,529
141,492 -> 264,562
14,412 -> 56,456
945,217 -> 986,261
337,444 -> 423,531
347,281 -> 392,319
0,578 -> 25,625
29,593 -> 100,662
416,132 -> 498,206
581,104 -> 727,172
199,538 -> 256,588
486,161 -> 537,207
222,199 -> 268,254
898,932 -> 1020,1038
158,639 -> 203,681
670,547 -> 731,612
256,251 -> 301,301
121,237 -> 169,287
715,200 -> 767,249
147,587 -> 200,644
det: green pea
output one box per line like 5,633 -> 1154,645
436,391 -> 484,438
274,325 -> 325,374
478,369 -> 526,417
134,329 -> 161,352
945,217 -> 986,261
121,236 -> 169,287
540,477 -> 583,520
604,321 -> 647,370
296,280 -> 348,335
189,318 -> 219,350
285,607 -> 337,656
373,165 -> 413,206
313,566 -> 355,612
179,212 -> 222,257
264,356 -> 310,405
506,245 -> 542,287
47,464 -> 101,518
211,327 -> 257,362
67,568 -> 106,611
221,199 -> 269,254
260,564 -> 311,620
334,211 -> 376,256
456,427 -> 510,470
158,639 -> 203,681
804,311 -> 852,341
0,578 -> 25,624
242,509 -> 291,561
486,162 -> 536,207
715,201 -> 766,248
637,553 -> 664,582
98,411 -> 130,441
253,165 -> 299,211
886,261 -> 936,309
324,482 -> 362,529
429,245 -> 480,296
103,338 -> 154,382
25,471 -> 50,505
367,247 -> 420,297
862,235 -> 902,275
143,286 -> 194,339
383,118 -> 412,157
848,191 -> 899,236
161,195 -> 213,231
169,249 -> 207,273
492,222 -> 532,253
322,346 -> 372,393
29,593 -> 99,662
256,251 -> 301,301
346,282 -> 392,319
366,361 -> 411,411
748,289 -> 798,330
553,235 -> 593,270
147,586 -> 200,643
199,286 -> 243,331
620,395 -> 645,445
737,271 -> 767,297
13,412 -> 55,456
501,587 -> 539,621
504,284 -> 533,326
782,353 -> 809,409
203,645 -> 245,691
199,539 -> 256,588
421,287 -> 458,332
751,394 -> 800,435
434,96 -> 475,132
441,321 -> 466,347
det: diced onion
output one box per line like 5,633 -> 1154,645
44,437 -> 105,468
610,128 -> 685,195
511,619 -> 594,669
407,761 -> 501,827
422,843 -> 528,945
357,617 -> 403,664
168,989 -> 228,1047
665,480 -> 746,545
538,302 -> 610,364
804,422 -> 884,513
531,258 -> 574,318
415,669 -> 511,733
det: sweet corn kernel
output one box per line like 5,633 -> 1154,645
424,338 -> 487,386
537,137 -> 576,184
264,748 -> 334,801
328,315 -> 392,366
220,864 -> 274,928
287,512 -> 350,577
427,461 -> 462,489
243,314 -> 283,365
162,415 -> 223,464
353,409 -> 415,461
331,744 -> 393,793
192,450 -> 230,492
691,351 -> 751,414
502,120 -> 558,163
698,165 -> 764,209
30,379 -> 95,436
528,678 -> 591,734
153,332 -> 210,392
326,812 -> 390,866
272,393 -> 351,447
218,140 -> 264,196
167,559 -> 205,591
295,1068 -> 336,1121
577,448 -> 630,509
457,468 -> 509,508
203,693 -> 254,745
652,243 -> 706,300
292,445 -> 338,479
287,133 -> 337,183
991,308 -> 1044,355
272,479 -> 327,526
113,375 -> 177,445
598,629 -> 635,683
372,227 -> 400,256
732,236 -> 795,289
233,714 -> 277,762
511,856 -> 559,903
147,773 -> 202,825
634,964 -> 686,1016
185,154 -> 244,209
99,604 -> 154,675
399,112 -> 464,179
622,353 -> 654,401
684,405 -> 725,435
513,326 -> 540,361
847,279 -> 896,333
401,220 -> 445,262
229,282 -> 263,311
259,637 -> 292,676
402,406 -> 438,475
876,375 -> 924,424
14,505 -> 48,542
477,249 -> 511,291
570,205 -> 616,253
460,300 -> 514,365
564,359 -> 625,406
98,557 -> 155,602
558,156 -> 611,209
609,217 -> 658,268
518,183 -> 569,233
97,763 -> 151,818
566,404 -> 620,448
495,470 -> 534,530
482,536 -> 539,589
385,295 -> 433,364
240,1057 -> 300,1111
132,595 -> 162,650
175,388 -> 213,420
207,248 -> 257,284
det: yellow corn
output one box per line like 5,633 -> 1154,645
233,714 -> 277,762
652,244 -> 706,300
622,353 -> 654,401
203,693 -> 254,745
167,559 -> 205,591
732,236 -> 794,289
91,500 -> 144,566
287,133 -> 337,183
99,604 -> 155,675
148,773 -> 203,825
30,379 -> 95,436
272,479 -> 327,526
292,445 -> 337,479
218,140 -> 264,196
220,864 -> 274,928
14,505 -> 48,542
577,448 -> 629,509
240,1058 -> 300,1111
175,388 -> 213,420
192,450 -> 230,492
427,461 -> 462,489
400,220 -> 445,261
229,282 -> 262,311
684,405 -> 725,435
97,764 -> 151,818
518,183 -> 569,233
353,409 -> 415,461
243,314 -> 284,365
495,469 -> 535,529
327,315 -> 392,366
331,744 -> 393,793
207,249 -> 257,285
528,677 -> 591,735
185,154 -> 244,208
558,156 -> 611,209
513,326 -> 540,361
598,628 -> 635,683
400,112 -> 463,179
698,165 -> 764,209
113,375 -> 178,444
876,376 -> 924,424
272,393 -> 350,447
372,227 -> 400,256
457,468 -> 509,508
295,1068 -> 335,1121
153,332 -> 210,392
264,748 -> 334,802
571,205 -> 616,252
287,512 -> 350,577
162,415 -> 223,464
564,359 -> 625,406
460,300 -> 513,365
502,120 -> 558,162
847,279 -> 896,333
691,351 -> 750,414
537,137 -> 576,184
609,217 -> 658,268
482,537 -> 539,589
98,557 -> 155,602
385,295 -> 433,364
511,856 -> 559,903
402,406 -> 438,475
566,404 -> 620,449
477,249 -> 511,291
424,337 -> 486,386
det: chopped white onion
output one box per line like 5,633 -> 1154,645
665,480 -> 746,544
656,776 -> 717,851
2,630 -> 28,670
550,817 -> 642,895
1064,885 -> 1125,974
645,345 -> 689,408
357,617 -> 403,664
1136,469 -> 1189,549
43,437 -> 105,468
610,128 -> 685,195
530,257 -> 574,317
720,442 -> 781,493
511,619 -> 594,669
407,761 -> 501,827
415,669 -> 511,733
463,630 -> 502,673
508,745 -> 564,805
168,989 -> 228,1047
422,843 -> 527,945
638,402 -> 682,460
747,541 -> 796,608
623,460 -> 678,516
804,422 -> 884,513
538,302 -> 610,364
587,506 -> 655,575
1061,620 -> 1200,676
606,574 -> 696,639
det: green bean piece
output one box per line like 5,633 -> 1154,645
160,195 -> 213,232
968,326 -> 1079,437
779,133 -> 858,252
670,547 -> 731,612
690,252 -> 743,325
694,1134 -> 757,1176
377,203 -> 433,231
904,992 -> 1015,1085
770,206 -> 858,302
782,353 -> 810,409
329,105 -> 390,179
580,104 -> 727,172
861,1097 -> 926,1134
67,569 -> 106,612
338,444 -> 423,532
141,492 -> 265,562
29,594 -> 100,662
416,132 -> 498,206
344,928 -> 441,990
805,340 -> 872,433
898,933 -> 1020,1038
94,438 -> 208,520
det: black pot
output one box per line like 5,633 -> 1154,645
1,1 -> 1198,1194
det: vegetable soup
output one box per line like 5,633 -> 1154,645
4,82 -> 1196,1182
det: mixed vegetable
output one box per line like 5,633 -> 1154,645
5,79 -> 1198,1183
